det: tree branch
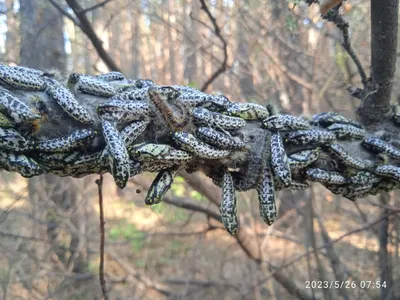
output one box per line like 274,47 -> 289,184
64,0 -> 121,72
78,0 -> 114,15
96,175 -> 109,300
359,0 -> 399,120
199,0 -> 228,92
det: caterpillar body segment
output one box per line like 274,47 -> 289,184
270,132 -> 292,187
285,129 -> 336,146
101,120 -> 130,187
101,119 -> 130,188
369,179 -> 400,195
141,160 -> 179,172
349,171 -> 380,186
219,171 -> 239,235
195,127 -> 246,150
192,107 -> 246,130
0,65 -> 45,91
0,112 -> 14,127
145,169 -> 177,205
0,152 -> 43,177
288,148 -> 320,170
120,121 -> 148,146
44,80 -> 94,124
97,100 -> 151,123
262,115 -> 310,131
310,112 -> 362,128
191,107 -> 213,125
211,112 -> 246,130
68,73 -> 116,97
153,149 -> 193,162
0,90 -> 41,123
133,79 -> 155,89
148,86 -> 190,130
288,180 -> 310,191
342,183 -> 374,201
326,123 -> 365,139
374,165 -> 400,182
329,144 -> 369,169
129,143 -> 173,159
95,71 -> 125,81
110,87 -> 150,101
172,131 -> 230,159
225,103 -> 270,120
0,127 -> 35,152
306,168 -> 347,185
7,65 -> 43,77
257,164 -> 276,225
36,129 -> 95,152
362,138 -> 400,160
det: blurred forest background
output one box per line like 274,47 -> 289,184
0,0 -> 399,299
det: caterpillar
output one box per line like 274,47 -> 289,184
195,127 -> 246,150
257,164 -> 276,225
288,148 -> 320,170
310,112 -> 362,128
0,65 -> 45,91
362,137 -> 400,160
0,152 -> 43,177
306,168 -> 347,185
219,171 -> 239,235
44,80 -> 94,124
262,115 -> 310,131
148,86 -> 190,130
120,121 -> 149,146
129,143 -> 173,159
95,71 -> 125,81
270,132 -> 292,187
0,89 -> 41,123
110,87 -> 150,101
68,73 -> 117,97
374,165 -> 400,182
172,131 -> 230,159
328,144 -> 369,169
0,127 -> 35,152
145,169 -> 176,205
326,123 -> 365,139
101,119 -> 130,188
97,99 -> 151,123
285,129 -> 336,146
192,107 -> 246,130
36,129 -> 96,152
225,103 -> 270,120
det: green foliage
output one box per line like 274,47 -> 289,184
170,176 -> 185,197
108,222 -> 146,252
285,15 -> 298,31
151,202 -> 188,223
190,190 -> 204,201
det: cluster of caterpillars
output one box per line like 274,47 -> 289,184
1,65 -> 400,235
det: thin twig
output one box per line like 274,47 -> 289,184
78,0 -> 114,15
199,0 -> 228,92
323,7 -> 368,87
96,175 -> 109,300
47,0 -> 81,28
65,0 -> 122,72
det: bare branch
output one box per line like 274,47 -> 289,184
65,0 -> 122,72
78,0 -> 114,15
199,0 -> 228,92
323,6 -> 367,87
96,175 -> 109,300
47,0 -> 81,28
